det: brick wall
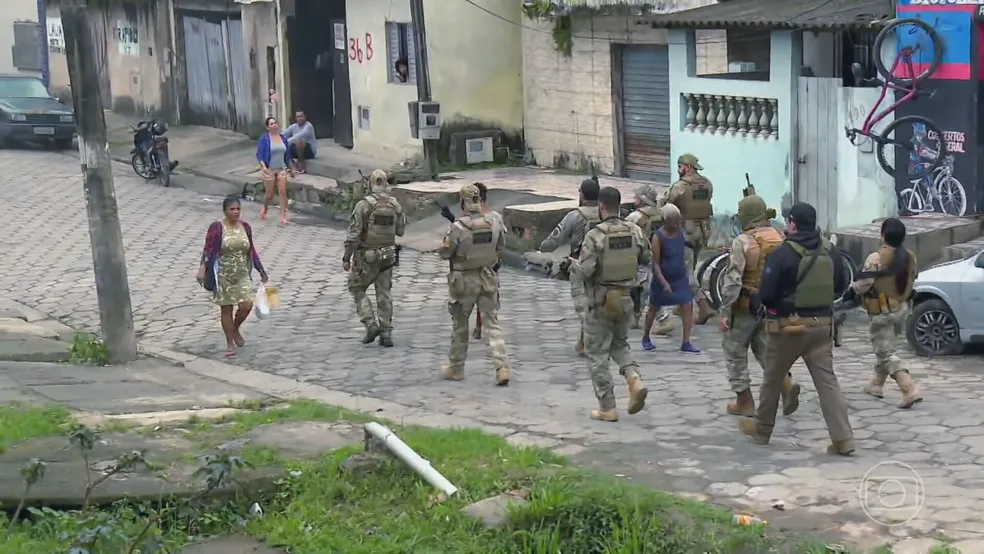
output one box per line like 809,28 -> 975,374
522,15 -> 728,174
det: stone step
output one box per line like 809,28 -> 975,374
940,236 -> 984,264
835,213 -> 984,270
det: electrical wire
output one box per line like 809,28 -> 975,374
460,0 -> 891,47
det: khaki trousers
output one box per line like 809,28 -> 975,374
756,326 -> 853,444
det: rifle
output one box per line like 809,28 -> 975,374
743,174 -> 756,197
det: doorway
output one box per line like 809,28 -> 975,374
286,0 -> 351,146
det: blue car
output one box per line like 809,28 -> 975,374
0,74 -> 75,149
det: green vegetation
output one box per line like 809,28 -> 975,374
0,404 -> 73,453
3,400 -> 867,553
68,335 -> 110,365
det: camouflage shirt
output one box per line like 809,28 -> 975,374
718,234 -> 756,312
539,205 -> 598,253
343,195 -> 407,260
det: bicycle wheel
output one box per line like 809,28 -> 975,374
899,187 -> 925,215
835,248 -> 857,301
875,115 -> 946,180
874,18 -> 944,86
934,173 -> 967,216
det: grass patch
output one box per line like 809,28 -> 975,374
67,334 -> 109,365
180,399 -> 369,439
3,401 -> 853,553
0,403 -> 73,453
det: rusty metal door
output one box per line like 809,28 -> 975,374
223,17 -> 250,133
620,45 -> 671,182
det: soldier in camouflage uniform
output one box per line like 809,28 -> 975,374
343,169 -> 406,347
718,194 -> 800,417
568,186 -> 651,422
439,183 -> 510,386
539,177 -> 601,356
665,153 -> 715,324
626,185 -> 674,335
851,217 -> 922,408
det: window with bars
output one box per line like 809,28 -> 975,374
385,21 -> 417,85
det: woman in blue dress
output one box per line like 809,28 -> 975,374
642,204 -> 700,353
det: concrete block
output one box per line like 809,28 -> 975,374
463,493 -> 530,529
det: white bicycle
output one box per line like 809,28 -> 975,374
899,155 -> 967,216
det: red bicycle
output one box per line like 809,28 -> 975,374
845,17 -> 946,179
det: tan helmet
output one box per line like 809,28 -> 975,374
459,183 -> 482,212
369,169 -> 388,189
737,195 -> 769,230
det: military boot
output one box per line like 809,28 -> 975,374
625,373 -> 648,415
780,373 -> 801,416
378,331 -> 394,348
495,367 -> 510,386
738,418 -> 770,445
892,371 -> 923,409
441,363 -> 464,381
362,323 -> 381,344
696,298 -> 715,325
576,331 -> 585,357
727,389 -> 755,417
862,373 -> 887,398
655,319 -> 675,336
827,439 -> 856,456
590,408 -> 619,422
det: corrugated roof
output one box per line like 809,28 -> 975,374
641,0 -> 893,31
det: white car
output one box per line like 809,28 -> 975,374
906,249 -> 984,356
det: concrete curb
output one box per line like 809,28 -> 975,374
136,341 -> 572,451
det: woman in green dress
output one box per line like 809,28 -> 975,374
197,197 -> 269,356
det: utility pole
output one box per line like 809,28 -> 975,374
61,0 -> 138,363
409,0 -> 439,180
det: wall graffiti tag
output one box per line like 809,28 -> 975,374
349,33 -> 374,63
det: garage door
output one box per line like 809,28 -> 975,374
621,45 -> 671,182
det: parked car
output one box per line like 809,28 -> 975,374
906,249 -> 984,356
0,74 -> 75,149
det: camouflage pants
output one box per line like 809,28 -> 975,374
447,271 -> 507,373
722,311 -> 767,393
869,309 -> 907,377
347,259 -> 393,330
683,222 -> 708,302
583,288 -> 641,410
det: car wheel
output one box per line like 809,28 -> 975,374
906,298 -> 963,356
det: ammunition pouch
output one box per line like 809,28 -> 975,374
361,246 -> 398,270
734,288 -> 761,314
602,288 -> 628,320
863,293 -> 902,315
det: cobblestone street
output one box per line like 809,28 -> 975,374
3,151 -> 984,550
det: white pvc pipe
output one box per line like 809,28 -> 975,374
364,422 -> 458,497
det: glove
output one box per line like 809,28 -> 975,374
492,262 -> 501,273
440,206 -> 455,223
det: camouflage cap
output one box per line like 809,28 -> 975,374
635,184 -> 660,206
459,183 -> 482,212
677,153 -> 703,171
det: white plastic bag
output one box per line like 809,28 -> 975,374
253,283 -> 270,320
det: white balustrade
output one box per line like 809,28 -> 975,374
681,93 -> 779,139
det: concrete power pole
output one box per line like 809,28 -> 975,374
60,0 -> 138,363
409,0 -> 439,180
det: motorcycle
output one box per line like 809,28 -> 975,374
129,119 -> 178,187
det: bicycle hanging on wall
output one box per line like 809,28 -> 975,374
845,17 -> 947,180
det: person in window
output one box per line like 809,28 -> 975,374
394,59 -> 410,83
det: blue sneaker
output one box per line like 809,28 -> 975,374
641,337 -> 655,351
681,342 -> 701,354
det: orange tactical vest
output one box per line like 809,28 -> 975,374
735,226 -> 784,311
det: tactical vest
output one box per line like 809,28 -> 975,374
786,240 -> 835,310
867,246 -> 917,314
595,220 -> 639,285
451,214 -> 499,270
736,226 -> 784,311
629,206 -> 661,238
672,174 -> 713,221
362,194 -> 399,249
570,205 -> 602,256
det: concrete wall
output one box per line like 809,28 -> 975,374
669,29 -> 800,216
0,0 -> 42,76
836,85 -> 897,228
521,3 -> 721,175
344,0 -> 523,163
47,1 -> 172,118
241,1 -> 279,137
